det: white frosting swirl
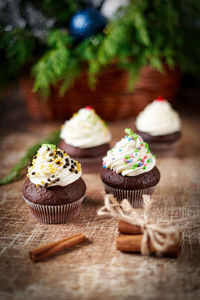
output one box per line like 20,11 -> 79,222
136,99 -> 181,136
27,145 -> 82,187
60,107 -> 111,148
103,130 -> 156,176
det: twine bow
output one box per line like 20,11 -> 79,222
98,194 -> 181,255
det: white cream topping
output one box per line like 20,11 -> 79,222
135,99 -> 181,136
60,107 -> 111,148
27,145 -> 82,187
103,129 -> 156,176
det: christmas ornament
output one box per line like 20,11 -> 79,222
101,0 -> 129,20
69,7 -> 106,40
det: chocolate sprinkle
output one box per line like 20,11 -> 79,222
32,172 -> 35,175
57,151 -> 63,158
75,170 -> 78,174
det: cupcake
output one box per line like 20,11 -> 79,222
100,129 -> 160,208
59,107 -> 111,173
135,97 -> 181,156
22,144 -> 86,224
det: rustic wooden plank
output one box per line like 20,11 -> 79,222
0,114 -> 200,300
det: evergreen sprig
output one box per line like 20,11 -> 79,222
0,130 -> 60,185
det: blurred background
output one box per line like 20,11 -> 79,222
0,0 -> 200,134
0,2 -> 200,299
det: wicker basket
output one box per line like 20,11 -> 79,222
20,64 -> 181,121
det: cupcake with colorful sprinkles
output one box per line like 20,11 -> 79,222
59,107 -> 111,172
22,144 -> 86,223
100,129 -> 160,207
135,97 -> 181,156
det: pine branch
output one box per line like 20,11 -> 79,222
0,130 -> 60,185
1,0 -> 200,94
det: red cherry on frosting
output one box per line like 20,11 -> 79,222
156,96 -> 165,101
85,106 -> 93,110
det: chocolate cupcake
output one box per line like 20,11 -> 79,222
22,144 -> 86,223
135,97 -> 181,156
59,107 -> 111,173
100,129 -> 160,208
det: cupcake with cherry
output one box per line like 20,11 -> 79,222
22,144 -> 86,223
100,129 -> 160,208
135,97 -> 181,156
59,107 -> 111,172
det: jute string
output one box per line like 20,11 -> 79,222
98,194 -> 199,255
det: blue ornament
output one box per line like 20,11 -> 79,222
69,7 -> 106,40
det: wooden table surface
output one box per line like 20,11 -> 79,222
0,98 -> 200,300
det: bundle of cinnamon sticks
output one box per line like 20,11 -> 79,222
30,233 -> 86,262
116,220 -> 181,257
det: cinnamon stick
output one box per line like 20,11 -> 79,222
30,233 -> 81,257
116,234 -> 181,257
30,233 -> 86,262
118,220 -> 142,235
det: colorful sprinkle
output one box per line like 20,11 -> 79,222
125,128 -> 138,140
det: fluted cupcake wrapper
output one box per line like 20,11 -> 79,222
72,155 -> 105,173
148,141 -> 180,157
23,196 -> 85,224
103,183 -> 156,208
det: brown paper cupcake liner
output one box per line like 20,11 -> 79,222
148,141 -> 179,157
72,155 -> 105,173
23,196 -> 85,224
103,183 -> 156,208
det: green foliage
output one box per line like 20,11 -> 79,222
0,130 -> 60,185
32,30 -> 78,96
0,28 -> 35,91
1,0 -> 200,96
